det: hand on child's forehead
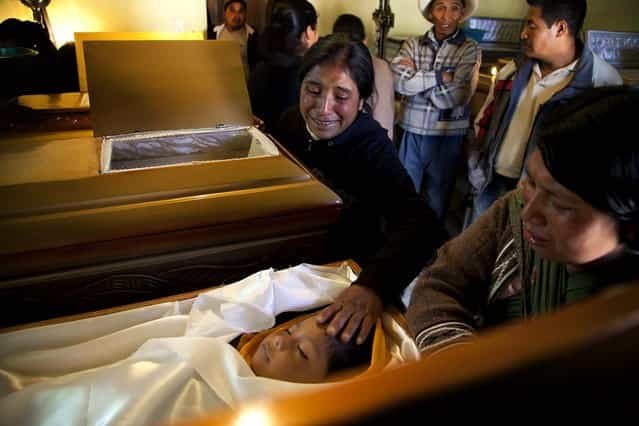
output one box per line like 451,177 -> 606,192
294,316 -> 330,338
250,314 -> 334,383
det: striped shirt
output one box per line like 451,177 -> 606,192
392,29 -> 481,136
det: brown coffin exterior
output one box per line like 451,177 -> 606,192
0,131 -> 342,327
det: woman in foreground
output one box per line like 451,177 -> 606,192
274,34 -> 446,347
407,86 -> 639,354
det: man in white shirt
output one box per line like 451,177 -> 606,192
209,0 -> 259,78
467,0 -> 622,225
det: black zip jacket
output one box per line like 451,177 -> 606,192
274,108 -> 447,304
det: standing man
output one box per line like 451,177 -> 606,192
392,0 -> 481,219
467,0 -> 622,224
209,0 -> 259,79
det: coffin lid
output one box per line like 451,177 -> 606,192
84,40 -> 253,137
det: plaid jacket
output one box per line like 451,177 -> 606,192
392,29 -> 481,136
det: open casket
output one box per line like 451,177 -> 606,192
5,269 -> 634,425
183,281 -> 639,425
0,40 -> 342,327
0,261 -> 419,426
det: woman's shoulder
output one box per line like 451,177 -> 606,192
471,190 -> 520,240
490,189 -> 522,219
341,113 -> 393,151
339,114 -> 415,191
354,113 -> 388,135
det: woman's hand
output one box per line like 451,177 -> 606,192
316,285 -> 383,344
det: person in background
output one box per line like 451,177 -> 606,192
209,0 -> 259,79
0,18 -> 77,99
248,0 -> 318,133
332,13 -> 395,141
407,86 -> 639,355
467,0 -> 622,225
392,0 -> 481,220
274,34 -> 447,346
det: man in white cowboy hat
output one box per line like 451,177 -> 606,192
391,0 -> 481,221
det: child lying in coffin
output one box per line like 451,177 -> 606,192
241,309 -> 379,383
0,263 -> 415,426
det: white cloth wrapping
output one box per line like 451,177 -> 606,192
0,263 -> 418,426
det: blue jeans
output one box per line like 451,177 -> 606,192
466,173 -> 518,227
398,131 -> 465,219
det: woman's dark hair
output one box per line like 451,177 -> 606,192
298,33 -> 375,104
526,0 -> 586,37
260,0 -> 317,58
536,86 -> 639,249
332,14 -> 366,43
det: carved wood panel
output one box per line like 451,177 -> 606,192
1,231 -> 336,327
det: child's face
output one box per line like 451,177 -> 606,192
251,316 -> 334,383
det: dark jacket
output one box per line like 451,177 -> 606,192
248,54 -> 302,133
470,43 -> 622,193
407,190 -> 638,354
274,108 -> 447,304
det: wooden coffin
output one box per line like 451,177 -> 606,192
183,281 -> 639,425
0,132 -> 342,327
0,40 -> 342,326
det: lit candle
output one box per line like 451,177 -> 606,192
234,407 -> 272,426
490,66 -> 498,93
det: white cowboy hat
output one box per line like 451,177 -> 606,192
419,0 -> 478,23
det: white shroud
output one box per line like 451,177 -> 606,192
0,263 -> 418,426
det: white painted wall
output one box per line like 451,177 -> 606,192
1,0 -> 206,47
2,0 -> 637,48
